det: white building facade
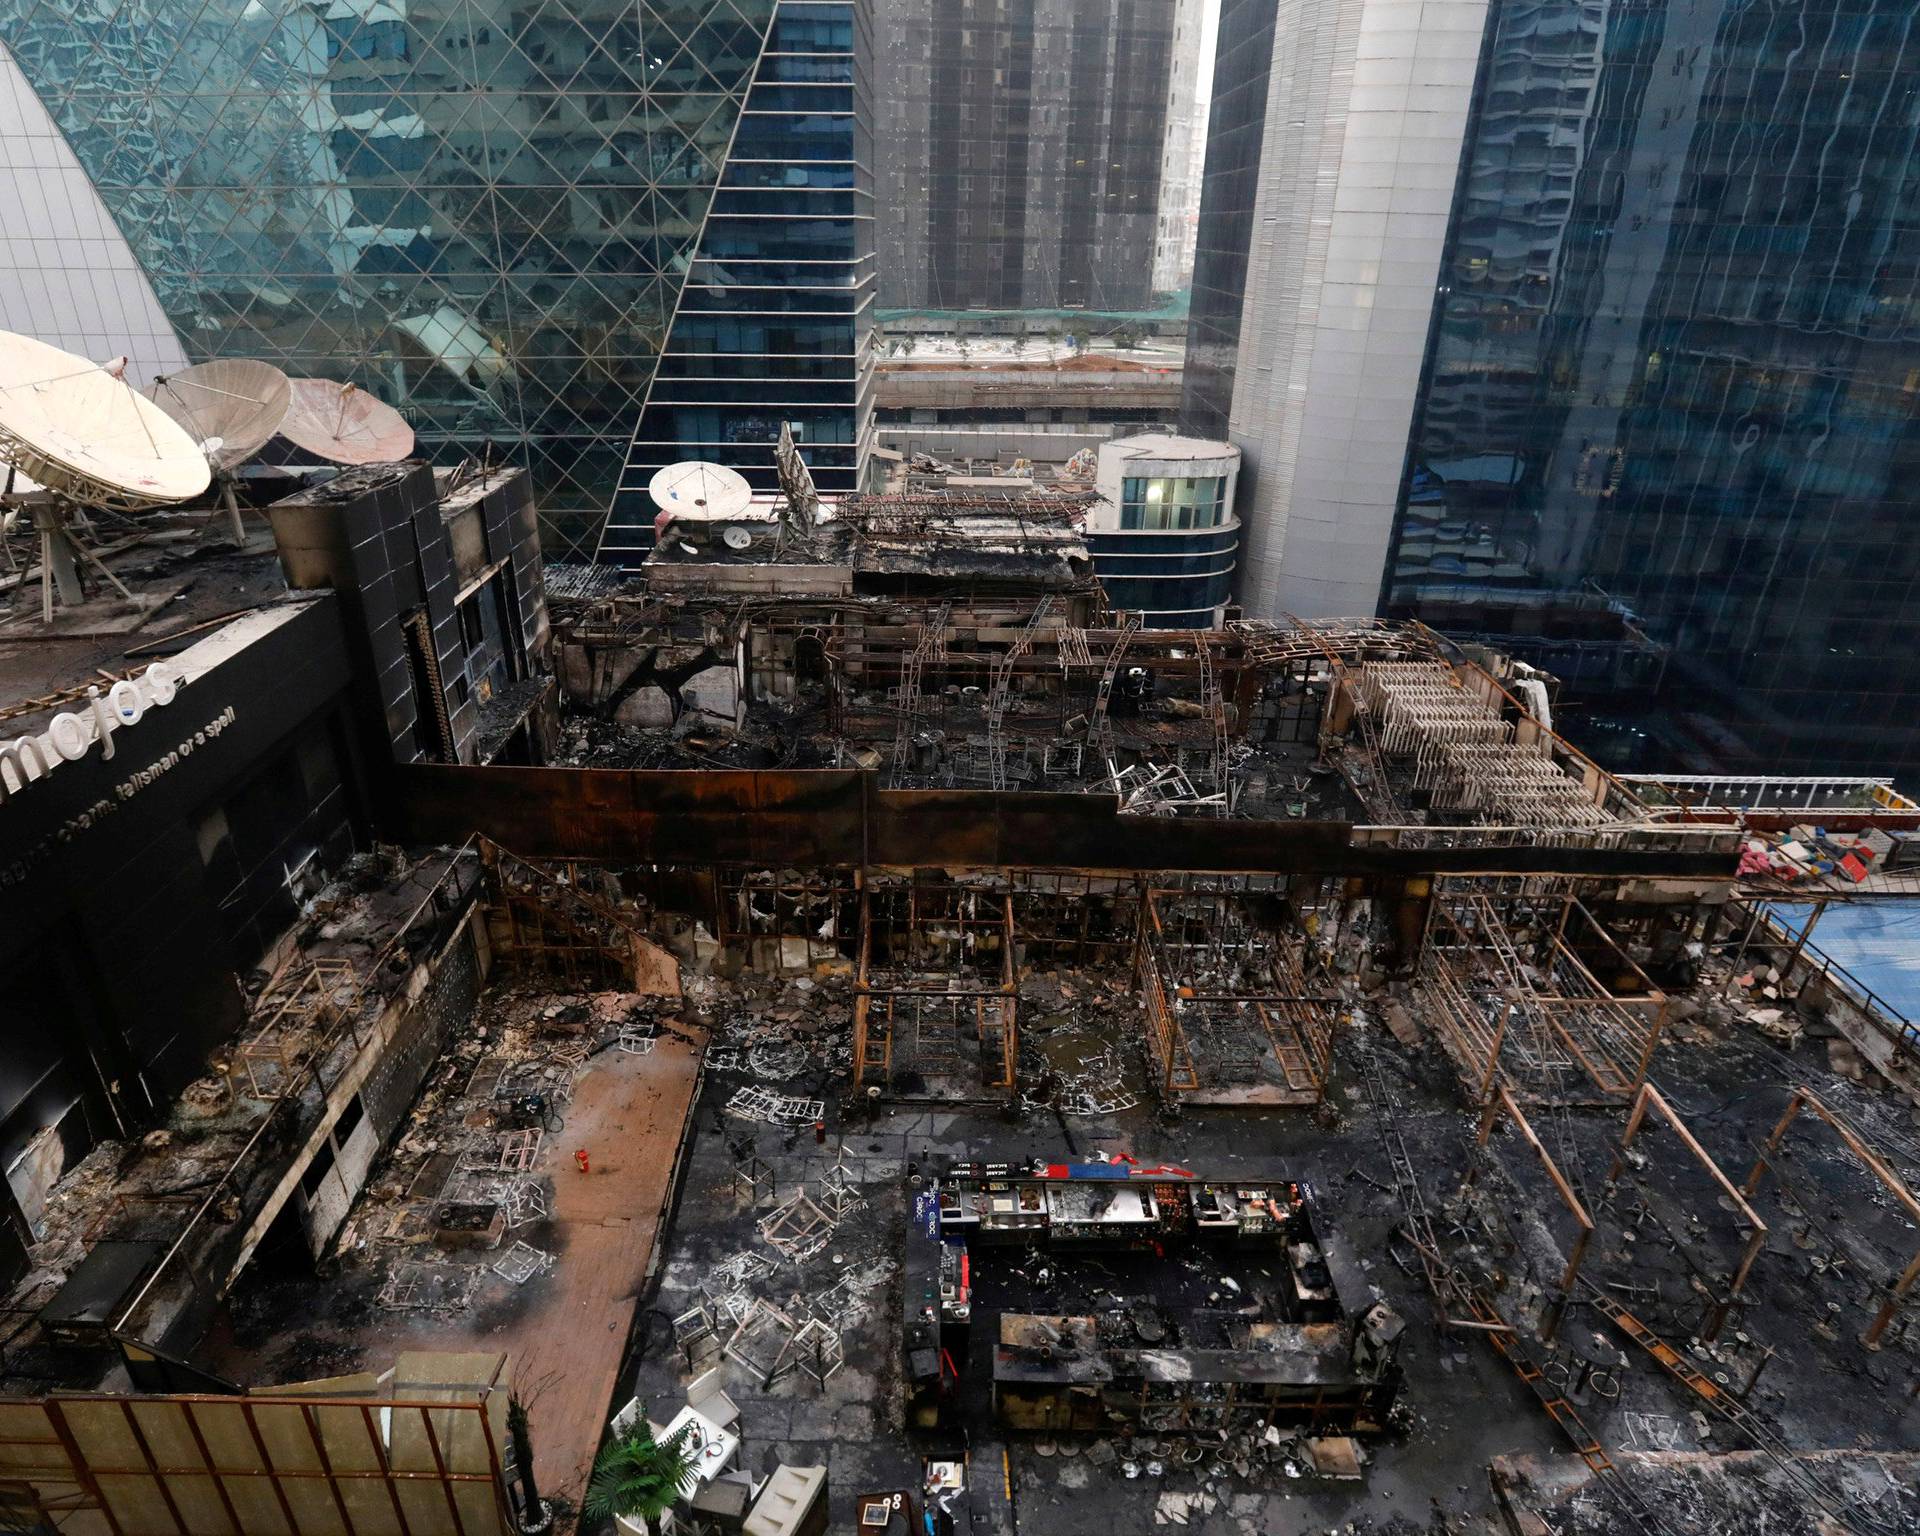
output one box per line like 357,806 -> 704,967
0,41 -> 185,388
1181,0 -> 1491,620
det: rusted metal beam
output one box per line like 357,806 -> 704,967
1604,1081 -> 1769,1340
392,766 -> 1739,881
1742,1086 -> 1920,1348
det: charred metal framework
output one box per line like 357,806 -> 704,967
852,878 -> 1020,1095
1419,880 -> 1670,1105
235,960 -> 365,1102
1743,1088 -> 1920,1348
1135,884 -> 1341,1105
840,871 -> 1348,1107
912,1158 -> 1403,1438
717,870 -> 860,973
1599,1083 -> 1769,1343
478,839 -> 670,993
1325,633 -> 1646,834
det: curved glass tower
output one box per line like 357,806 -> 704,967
0,0 -> 872,561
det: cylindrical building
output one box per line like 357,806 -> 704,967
1089,434 -> 1241,628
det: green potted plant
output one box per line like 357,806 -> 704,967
583,1423 -> 697,1536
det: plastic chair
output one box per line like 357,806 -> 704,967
687,1366 -> 741,1431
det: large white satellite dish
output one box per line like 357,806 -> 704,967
0,332 -> 210,510
147,360 -> 292,544
648,460 -> 754,520
279,378 -> 415,464
0,332 -> 210,622
147,359 -> 291,471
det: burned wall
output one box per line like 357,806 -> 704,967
358,919 -> 484,1145
296,909 -> 488,1257
0,599 -> 365,1284
269,464 -> 549,772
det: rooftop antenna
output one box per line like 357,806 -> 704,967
0,332 -> 209,623
146,359 -> 291,545
278,378 -> 415,464
775,421 -> 818,540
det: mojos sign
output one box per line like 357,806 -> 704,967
0,662 -> 184,808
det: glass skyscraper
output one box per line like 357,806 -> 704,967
599,0 -> 873,562
1181,0 -> 1277,442
1385,0 -> 1920,775
873,0 -> 1176,313
0,0 -> 872,561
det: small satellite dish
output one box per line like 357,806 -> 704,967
279,378 -> 415,464
146,360 -> 290,471
649,460 -> 753,519
0,331 -> 210,510
722,525 -> 753,551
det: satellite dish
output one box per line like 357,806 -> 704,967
0,333 -> 208,623
147,360 -> 290,471
0,332 -> 210,511
649,460 -> 754,520
721,525 -> 753,551
279,378 -> 415,464
147,360 -> 292,544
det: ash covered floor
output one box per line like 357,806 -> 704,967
184,938 -> 1920,1536
201,987 -> 702,1519
617,954 -> 1920,1536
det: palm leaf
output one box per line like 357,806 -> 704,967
582,1424 -> 698,1523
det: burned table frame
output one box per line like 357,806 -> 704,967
1468,1084 -> 1596,1340
1421,881 -> 1668,1104
852,880 -> 1019,1095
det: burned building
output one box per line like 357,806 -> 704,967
0,461 -> 551,1301
3,464 -> 1920,1536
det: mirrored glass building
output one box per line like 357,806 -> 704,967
600,0 -> 874,561
1185,0 -> 1920,778
0,0 -> 873,562
1384,0 -> 1920,776
873,0 -> 1176,313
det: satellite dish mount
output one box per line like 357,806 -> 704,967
0,333 -> 209,625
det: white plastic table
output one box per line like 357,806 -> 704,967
661,1403 -> 739,1489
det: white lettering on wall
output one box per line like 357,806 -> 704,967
0,663 -> 185,808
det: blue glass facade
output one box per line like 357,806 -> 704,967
0,0 -> 870,562
1386,0 -> 1920,776
601,0 -> 874,562
1087,522 -> 1240,628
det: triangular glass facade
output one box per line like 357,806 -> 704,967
601,0 -> 874,563
0,0 -> 872,561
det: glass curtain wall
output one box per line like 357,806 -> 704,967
601,0 -> 874,562
0,0 -> 803,559
1180,0 -> 1278,440
1387,0 -> 1920,776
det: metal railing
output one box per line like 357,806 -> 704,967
110,843 -> 481,1341
1626,773 -> 1917,816
1740,903 -> 1920,1054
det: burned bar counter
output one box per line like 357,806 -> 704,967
905,1157 -> 1404,1436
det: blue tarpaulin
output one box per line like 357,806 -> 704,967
1764,900 -> 1920,1026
